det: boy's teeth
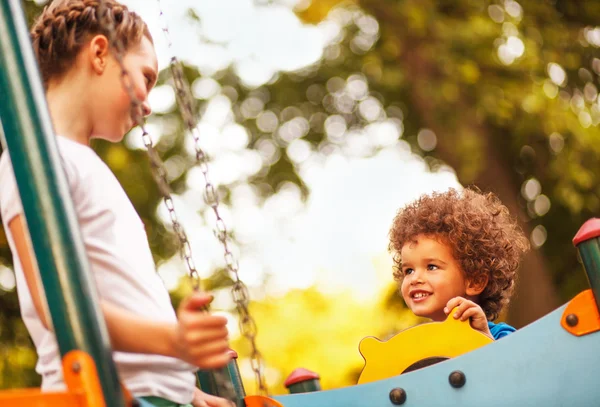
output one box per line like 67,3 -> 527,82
413,292 -> 429,299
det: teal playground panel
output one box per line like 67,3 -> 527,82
273,303 -> 597,407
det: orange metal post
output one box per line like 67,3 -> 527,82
0,350 -> 136,407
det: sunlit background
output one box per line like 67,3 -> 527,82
2,0 -> 600,395
124,0 -> 461,299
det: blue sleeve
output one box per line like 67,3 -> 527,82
488,321 -> 516,340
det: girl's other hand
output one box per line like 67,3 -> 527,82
174,293 -> 231,368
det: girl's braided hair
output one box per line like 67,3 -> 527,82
30,0 -> 151,86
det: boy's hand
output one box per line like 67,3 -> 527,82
444,296 -> 492,339
192,388 -> 235,407
173,293 -> 231,368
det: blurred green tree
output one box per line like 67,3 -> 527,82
295,0 -> 600,327
179,0 -> 600,327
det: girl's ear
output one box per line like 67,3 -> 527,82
88,35 -> 110,75
465,274 -> 489,296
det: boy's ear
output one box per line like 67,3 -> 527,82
465,274 -> 489,296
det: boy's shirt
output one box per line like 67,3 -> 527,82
488,321 -> 516,339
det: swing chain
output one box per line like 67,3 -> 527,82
157,3 -> 269,396
143,136 -> 201,289
95,2 -> 244,403
95,2 -> 202,291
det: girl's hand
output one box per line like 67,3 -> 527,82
173,293 -> 231,368
192,388 -> 235,407
445,296 -> 492,339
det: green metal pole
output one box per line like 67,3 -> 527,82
577,238 -> 600,311
573,219 -> 600,313
197,362 -> 245,407
0,1 -> 124,406
225,354 -> 247,407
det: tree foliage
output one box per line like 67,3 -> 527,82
359,0 -> 600,324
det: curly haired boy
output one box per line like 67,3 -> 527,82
389,188 -> 530,339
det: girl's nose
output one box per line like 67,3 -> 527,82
141,100 -> 152,117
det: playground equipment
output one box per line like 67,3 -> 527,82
1,0 -> 600,405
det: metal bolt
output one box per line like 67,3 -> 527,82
71,362 -> 81,374
566,314 -> 579,327
449,370 -> 466,388
389,387 -> 407,405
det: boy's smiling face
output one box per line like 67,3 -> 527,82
399,234 -> 474,321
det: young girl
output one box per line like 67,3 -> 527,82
388,188 -> 530,339
0,1 -> 231,406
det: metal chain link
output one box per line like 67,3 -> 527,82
95,1 -> 239,403
156,1 -> 269,396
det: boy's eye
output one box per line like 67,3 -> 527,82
403,268 -> 414,275
427,264 -> 438,271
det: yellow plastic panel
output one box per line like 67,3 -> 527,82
358,309 -> 493,384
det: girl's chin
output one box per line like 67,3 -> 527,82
92,132 -> 126,143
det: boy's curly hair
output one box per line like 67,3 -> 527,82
30,0 -> 152,87
389,188 -> 529,321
